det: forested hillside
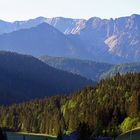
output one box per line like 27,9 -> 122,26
0,51 -> 93,105
0,73 -> 140,137
41,56 -> 140,81
40,55 -> 113,81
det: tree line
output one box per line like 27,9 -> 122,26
0,73 -> 140,137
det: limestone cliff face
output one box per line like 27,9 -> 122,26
74,14 -> 140,63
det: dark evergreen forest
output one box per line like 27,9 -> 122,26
0,73 -> 140,137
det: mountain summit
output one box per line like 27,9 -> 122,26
0,14 -> 140,63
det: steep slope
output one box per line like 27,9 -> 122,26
0,15 -> 140,63
45,17 -> 86,34
40,55 -> 113,81
74,14 -> 140,63
0,51 -> 93,105
42,15 -> 140,63
105,14 -> 140,62
0,23 -> 87,58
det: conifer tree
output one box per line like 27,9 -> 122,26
0,128 -> 4,140
57,129 -> 63,140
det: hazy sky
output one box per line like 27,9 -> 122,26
0,0 -> 140,21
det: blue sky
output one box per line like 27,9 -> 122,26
0,0 -> 140,21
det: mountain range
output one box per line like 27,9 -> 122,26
0,14 -> 140,63
0,14 -> 139,105
0,51 -> 139,105
0,13 -> 140,138
0,23 -> 85,57
0,17 -> 85,35
0,51 -> 93,105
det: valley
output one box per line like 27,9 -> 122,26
0,7 -> 140,139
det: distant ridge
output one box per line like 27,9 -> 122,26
40,55 -> 140,81
40,55 -> 113,81
0,23 -> 87,57
0,14 -> 140,63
